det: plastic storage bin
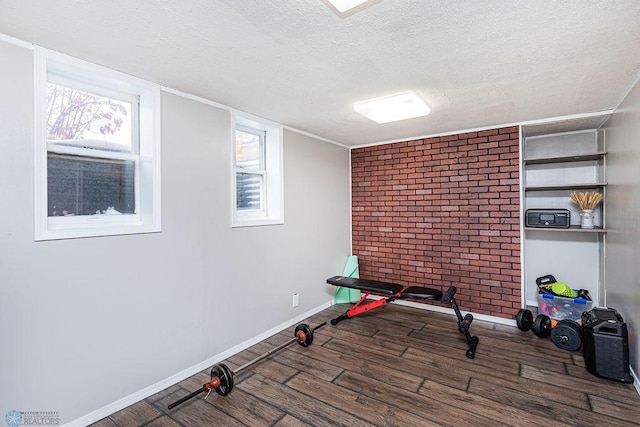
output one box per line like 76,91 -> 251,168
537,292 -> 593,322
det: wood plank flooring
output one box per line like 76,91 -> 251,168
91,303 -> 640,426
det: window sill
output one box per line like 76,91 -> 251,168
35,223 -> 161,241
232,218 -> 284,228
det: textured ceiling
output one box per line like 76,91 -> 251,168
1,0 -> 639,146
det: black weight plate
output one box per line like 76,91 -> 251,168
295,323 -> 313,347
516,309 -> 533,332
550,320 -> 582,351
211,363 -> 234,396
533,314 -> 552,338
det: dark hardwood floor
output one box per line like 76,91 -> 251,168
91,303 -> 640,426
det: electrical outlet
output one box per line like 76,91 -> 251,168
292,293 -> 299,307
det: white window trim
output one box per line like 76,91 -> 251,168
231,111 -> 284,227
34,47 -> 161,240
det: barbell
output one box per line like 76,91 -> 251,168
168,321 -> 326,409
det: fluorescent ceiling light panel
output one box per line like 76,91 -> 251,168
327,0 -> 369,13
353,92 -> 431,124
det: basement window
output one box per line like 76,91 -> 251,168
34,48 -> 161,240
232,113 -> 283,227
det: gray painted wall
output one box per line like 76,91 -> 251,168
604,77 -> 640,377
0,40 -> 351,423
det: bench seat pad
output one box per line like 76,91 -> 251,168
327,276 -> 404,295
401,286 -> 443,301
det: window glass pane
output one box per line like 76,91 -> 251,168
235,129 -> 262,170
47,82 -> 134,153
48,153 -> 136,217
236,172 -> 263,211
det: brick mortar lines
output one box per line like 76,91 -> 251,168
351,127 -> 520,319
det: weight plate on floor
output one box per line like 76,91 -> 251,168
532,314 -> 552,338
211,363 -> 234,396
516,309 -> 533,332
550,320 -> 582,351
295,323 -> 313,347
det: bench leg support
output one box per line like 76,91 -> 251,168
449,295 -> 479,359
331,292 -> 400,325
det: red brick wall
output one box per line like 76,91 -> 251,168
351,126 -> 520,319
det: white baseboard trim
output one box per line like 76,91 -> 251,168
394,298 -> 517,327
631,366 -> 640,397
64,300 -> 333,427
347,294 -> 516,327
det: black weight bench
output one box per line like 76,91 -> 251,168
327,276 -> 479,359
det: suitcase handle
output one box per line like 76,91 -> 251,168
536,274 -> 557,287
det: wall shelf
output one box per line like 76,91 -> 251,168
524,225 -> 606,233
525,182 -> 607,192
523,151 -> 607,165
521,126 -> 606,308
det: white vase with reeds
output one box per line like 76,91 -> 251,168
570,192 -> 603,229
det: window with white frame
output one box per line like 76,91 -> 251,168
233,113 -> 283,227
34,48 -> 161,240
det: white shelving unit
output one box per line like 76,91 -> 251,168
521,118 -> 608,308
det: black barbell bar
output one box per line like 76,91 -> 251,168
168,321 -> 326,410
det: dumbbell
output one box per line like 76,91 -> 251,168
515,308 -> 554,338
517,309 -> 583,351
